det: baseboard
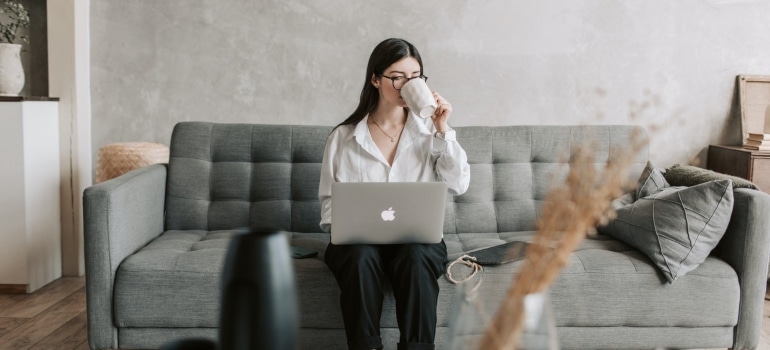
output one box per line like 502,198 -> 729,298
0,284 -> 28,294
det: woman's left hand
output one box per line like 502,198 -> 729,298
431,92 -> 452,134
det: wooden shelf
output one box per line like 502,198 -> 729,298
0,96 -> 60,102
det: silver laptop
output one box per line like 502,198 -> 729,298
331,182 -> 448,245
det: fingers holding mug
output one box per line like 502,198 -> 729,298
432,92 -> 452,122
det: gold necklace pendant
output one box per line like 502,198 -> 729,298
372,119 -> 400,143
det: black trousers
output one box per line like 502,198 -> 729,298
324,240 -> 448,350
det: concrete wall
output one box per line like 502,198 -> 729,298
90,0 -> 770,168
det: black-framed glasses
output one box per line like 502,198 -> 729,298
378,74 -> 428,90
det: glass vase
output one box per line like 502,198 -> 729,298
447,282 -> 559,350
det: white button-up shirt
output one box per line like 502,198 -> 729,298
318,113 -> 471,233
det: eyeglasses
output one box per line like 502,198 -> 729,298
378,74 -> 428,90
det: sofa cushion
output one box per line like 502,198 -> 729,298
444,238 -> 739,334
114,230 -> 233,327
600,165 -> 734,283
114,229 -> 740,331
114,229 -> 337,328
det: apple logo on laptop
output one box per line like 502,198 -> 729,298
381,207 -> 395,221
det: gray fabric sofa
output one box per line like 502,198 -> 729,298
84,122 -> 770,350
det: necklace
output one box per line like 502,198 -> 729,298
371,118 -> 403,143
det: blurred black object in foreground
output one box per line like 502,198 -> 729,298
161,230 -> 299,350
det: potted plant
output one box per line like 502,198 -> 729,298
0,0 -> 29,96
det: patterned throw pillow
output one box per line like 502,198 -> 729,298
601,165 -> 734,283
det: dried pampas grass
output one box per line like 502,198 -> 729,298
478,132 -> 644,350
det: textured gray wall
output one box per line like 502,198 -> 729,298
91,0 -> 770,168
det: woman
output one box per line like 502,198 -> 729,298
318,38 -> 471,350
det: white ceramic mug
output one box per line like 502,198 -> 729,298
401,78 -> 437,118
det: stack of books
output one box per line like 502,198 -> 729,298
744,133 -> 770,151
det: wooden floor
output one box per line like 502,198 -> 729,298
0,277 -> 87,350
0,277 -> 769,350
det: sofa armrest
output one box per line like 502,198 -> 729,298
711,188 -> 770,350
83,164 -> 167,350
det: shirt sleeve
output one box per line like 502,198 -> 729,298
432,129 -> 471,196
318,131 -> 338,233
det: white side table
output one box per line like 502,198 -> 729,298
0,97 -> 61,293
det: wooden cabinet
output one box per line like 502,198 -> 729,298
707,145 -> 770,195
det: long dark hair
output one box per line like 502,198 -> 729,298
337,38 -> 424,128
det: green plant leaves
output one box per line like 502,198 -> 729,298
0,0 -> 30,44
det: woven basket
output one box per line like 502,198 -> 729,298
96,142 -> 170,183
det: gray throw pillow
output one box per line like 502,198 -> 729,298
664,164 -> 760,190
606,161 -> 668,211
603,167 -> 734,283
636,161 -> 669,199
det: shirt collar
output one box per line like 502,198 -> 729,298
346,115 -> 370,143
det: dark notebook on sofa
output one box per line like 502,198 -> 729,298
466,241 -> 529,265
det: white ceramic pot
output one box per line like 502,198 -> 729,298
0,43 -> 25,96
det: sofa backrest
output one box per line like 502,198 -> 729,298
442,125 -> 647,235
164,122 -> 648,234
165,122 -> 332,232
